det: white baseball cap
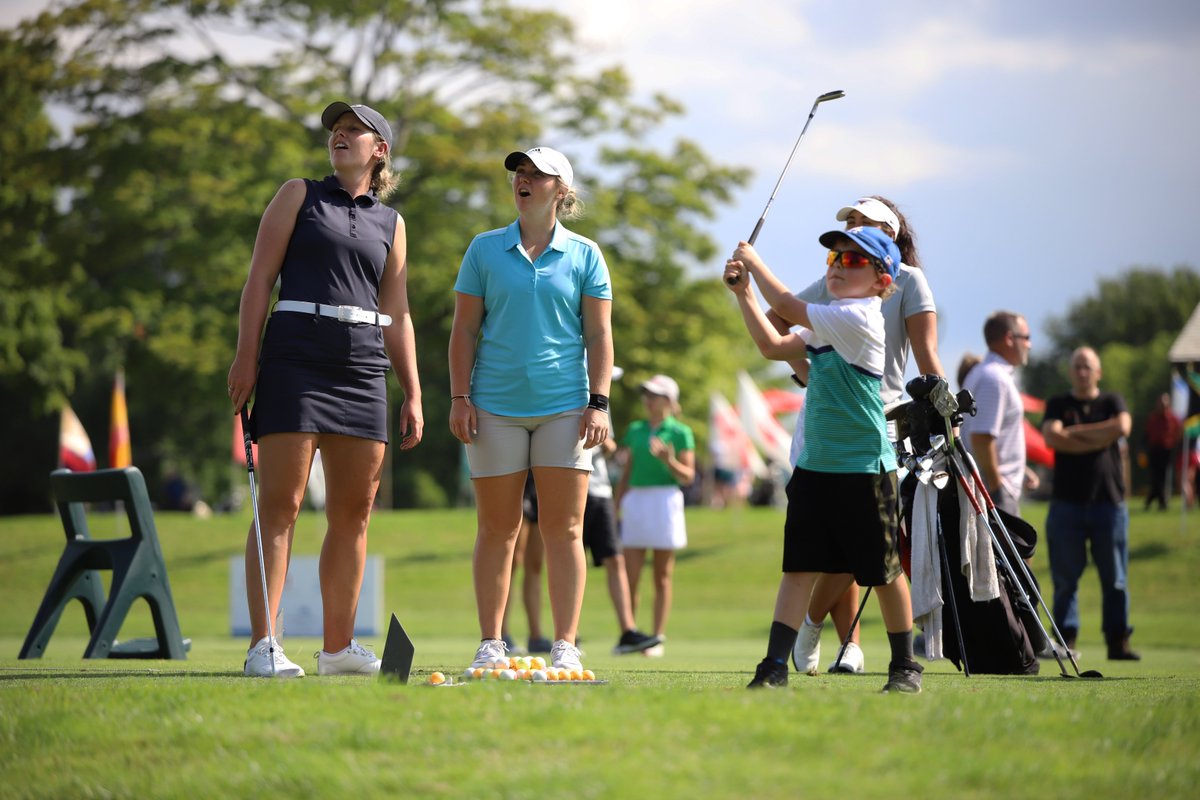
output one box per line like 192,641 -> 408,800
640,374 -> 680,403
504,147 -> 574,188
835,198 -> 901,237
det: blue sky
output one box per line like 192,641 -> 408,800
522,0 -> 1200,388
6,0 -> 1199,392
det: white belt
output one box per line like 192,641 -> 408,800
275,300 -> 392,327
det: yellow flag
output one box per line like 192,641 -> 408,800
109,368 -> 132,468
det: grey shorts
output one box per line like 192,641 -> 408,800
467,407 -> 593,478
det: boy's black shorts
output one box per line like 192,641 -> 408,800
782,466 -> 901,586
582,493 -> 621,567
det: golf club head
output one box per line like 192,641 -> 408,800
817,90 -> 846,103
927,434 -> 946,453
930,471 -> 950,490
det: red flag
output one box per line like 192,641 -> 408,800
761,387 -> 805,415
109,368 -> 132,468
233,410 -> 258,467
59,404 -> 97,472
1024,418 -> 1055,468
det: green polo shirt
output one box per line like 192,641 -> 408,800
623,417 -> 695,487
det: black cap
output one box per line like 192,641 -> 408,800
321,101 -> 393,149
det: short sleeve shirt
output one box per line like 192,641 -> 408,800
794,297 -> 896,474
455,220 -> 611,415
623,417 -> 695,487
960,351 -> 1026,501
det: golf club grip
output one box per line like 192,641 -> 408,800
725,219 -> 767,285
240,406 -> 256,473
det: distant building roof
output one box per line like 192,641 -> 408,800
1169,302 -> 1200,364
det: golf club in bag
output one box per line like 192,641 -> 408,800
727,90 -> 845,286
240,405 -> 277,676
906,377 -> 1101,679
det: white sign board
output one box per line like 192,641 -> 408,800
230,555 -> 383,637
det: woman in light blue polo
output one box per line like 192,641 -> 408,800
449,146 -> 613,675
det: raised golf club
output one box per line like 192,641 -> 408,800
726,89 -> 845,285
240,405 -> 276,677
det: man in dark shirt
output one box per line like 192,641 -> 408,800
1042,347 -> 1138,660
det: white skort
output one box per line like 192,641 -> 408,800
620,486 -> 687,550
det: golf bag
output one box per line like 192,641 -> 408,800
898,376 -> 1045,675
921,488 -> 1042,675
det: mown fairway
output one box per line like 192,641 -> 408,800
1,503 -> 1198,799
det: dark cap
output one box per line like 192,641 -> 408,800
321,101 -> 393,149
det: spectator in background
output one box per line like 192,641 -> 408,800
957,353 -> 982,391
500,473 -> 550,654
1042,346 -> 1137,661
960,311 -> 1036,516
585,367 -> 662,655
1144,392 -> 1181,511
615,374 -> 696,656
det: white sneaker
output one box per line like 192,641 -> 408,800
244,636 -> 305,678
827,641 -> 866,674
316,639 -> 381,675
792,619 -> 823,675
550,640 -> 583,671
470,638 -> 508,669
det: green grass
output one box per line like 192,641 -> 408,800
1,503 -> 1198,798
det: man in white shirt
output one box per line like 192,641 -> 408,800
960,311 -> 1035,516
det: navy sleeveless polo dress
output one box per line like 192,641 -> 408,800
250,176 -> 399,443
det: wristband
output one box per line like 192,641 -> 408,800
790,373 -> 807,389
587,393 -> 610,412
451,394 -> 471,403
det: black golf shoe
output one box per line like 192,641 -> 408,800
881,659 -> 923,694
612,629 -> 661,655
747,657 -> 788,689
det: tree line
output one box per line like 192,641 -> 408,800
2,1 -> 1195,513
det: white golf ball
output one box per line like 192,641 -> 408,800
531,669 -> 547,682
500,669 -> 517,681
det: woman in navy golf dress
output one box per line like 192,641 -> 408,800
227,101 -> 423,678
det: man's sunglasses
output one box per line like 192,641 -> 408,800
826,250 -> 879,270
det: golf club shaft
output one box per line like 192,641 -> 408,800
241,406 -> 277,674
947,447 -> 1078,677
955,447 -> 1088,676
933,501 -> 971,676
831,585 -> 871,670
726,89 -> 845,286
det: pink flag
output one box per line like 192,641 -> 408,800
710,391 -> 767,478
736,371 -> 793,467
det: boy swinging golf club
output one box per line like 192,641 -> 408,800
725,226 -> 923,693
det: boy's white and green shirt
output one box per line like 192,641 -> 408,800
794,296 -> 897,475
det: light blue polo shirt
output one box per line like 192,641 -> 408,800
455,219 -> 612,416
